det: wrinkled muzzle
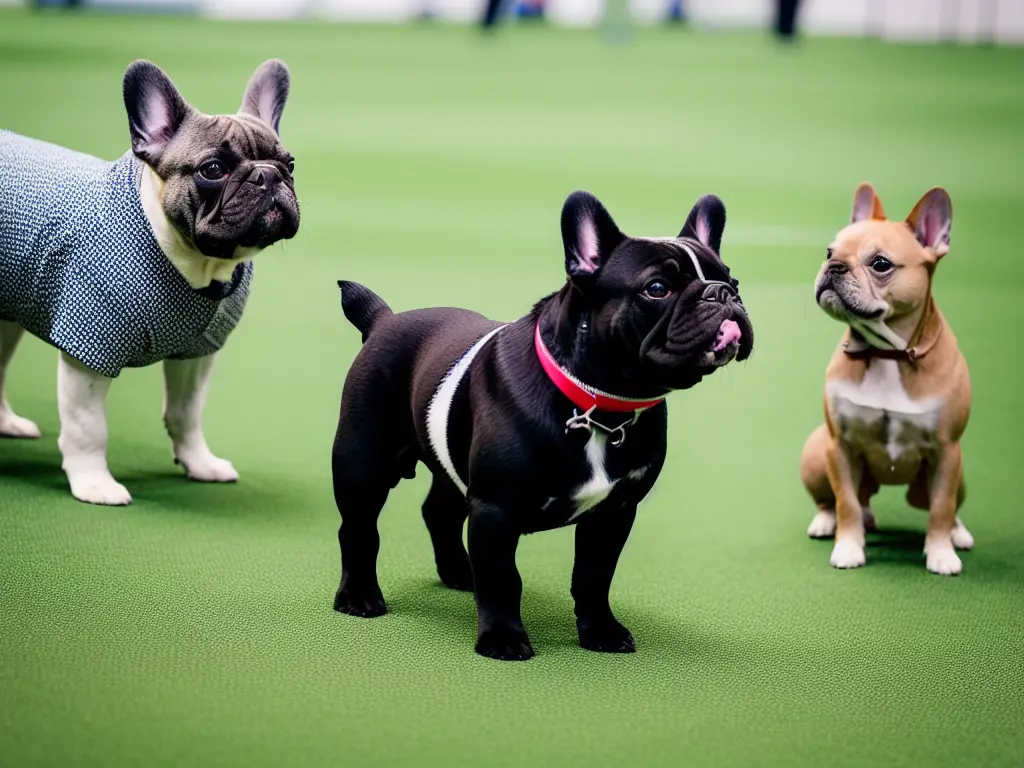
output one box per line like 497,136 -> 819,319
640,280 -> 753,388
195,163 -> 300,258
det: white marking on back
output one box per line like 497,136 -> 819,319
826,360 -> 942,462
425,326 -> 506,495
567,432 -> 618,521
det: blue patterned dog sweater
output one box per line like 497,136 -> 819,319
0,130 -> 253,378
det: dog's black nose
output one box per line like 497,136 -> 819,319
826,262 -> 849,276
700,282 -> 736,303
248,166 -> 282,191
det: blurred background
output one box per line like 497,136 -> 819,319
8,0 -> 1024,43
1,2 -> 1022,767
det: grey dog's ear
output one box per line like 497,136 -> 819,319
123,60 -> 192,166
239,59 -> 291,134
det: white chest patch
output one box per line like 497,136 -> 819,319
826,360 -> 943,463
567,432 -> 618,521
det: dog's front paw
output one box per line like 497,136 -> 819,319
475,627 -> 535,661
177,452 -> 239,483
830,538 -> 866,569
579,620 -> 636,654
0,412 -> 42,439
951,519 -> 974,551
807,510 -> 836,539
68,472 -> 132,506
925,545 -> 962,576
333,585 -> 388,618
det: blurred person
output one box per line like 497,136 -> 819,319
776,0 -> 802,39
482,0 -> 545,29
667,0 -> 686,23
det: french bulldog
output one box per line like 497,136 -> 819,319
0,59 -> 299,505
331,191 -> 753,660
800,183 -> 973,575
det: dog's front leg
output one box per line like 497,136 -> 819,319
826,439 -> 866,569
163,355 -> 238,483
468,498 -> 533,661
57,352 -> 131,506
924,443 -> 963,575
572,504 -> 637,653
0,321 -> 42,438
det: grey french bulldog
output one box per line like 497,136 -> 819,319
0,59 -> 300,506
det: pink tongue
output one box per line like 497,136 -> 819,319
712,319 -> 741,352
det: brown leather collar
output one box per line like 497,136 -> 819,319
844,345 -> 922,362
842,300 -> 939,365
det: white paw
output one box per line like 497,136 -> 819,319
68,472 -> 132,506
0,412 -> 42,438
951,519 -> 974,551
926,546 -> 962,576
830,538 -> 866,569
807,510 -> 836,539
178,452 -> 239,483
862,507 -> 878,533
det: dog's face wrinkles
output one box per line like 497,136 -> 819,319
559,191 -> 754,394
155,113 -> 299,259
814,183 -> 952,349
123,59 -> 300,260
600,236 -> 753,391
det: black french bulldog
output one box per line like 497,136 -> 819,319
331,191 -> 753,661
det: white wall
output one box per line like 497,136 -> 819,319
36,0 -> 1022,44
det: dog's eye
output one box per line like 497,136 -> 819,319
199,161 -> 227,181
287,158 -> 295,175
825,248 -> 833,261
870,255 -> 894,273
643,280 -> 672,300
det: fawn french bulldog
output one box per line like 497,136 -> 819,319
800,183 -> 973,575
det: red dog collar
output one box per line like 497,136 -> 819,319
534,323 -> 665,414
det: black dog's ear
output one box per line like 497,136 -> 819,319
561,191 -> 625,278
679,195 -> 727,254
239,59 -> 291,135
123,60 -> 192,166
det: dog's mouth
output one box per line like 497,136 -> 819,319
700,318 -> 742,367
642,313 -> 751,390
816,285 -> 885,322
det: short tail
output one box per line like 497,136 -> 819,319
338,281 -> 393,343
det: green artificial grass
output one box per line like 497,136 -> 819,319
2,10 -> 1023,767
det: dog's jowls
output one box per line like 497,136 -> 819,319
0,60 -> 299,505
331,191 -> 753,660
800,183 -> 973,575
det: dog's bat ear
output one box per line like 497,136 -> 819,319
680,195 -> 726,254
239,59 -> 290,135
851,182 -> 887,223
560,191 -> 624,278
123,60 -> 192,166
906,187 -> 952,258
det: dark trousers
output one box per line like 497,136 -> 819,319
776,0 -> 801,37
482,0 -> 506,27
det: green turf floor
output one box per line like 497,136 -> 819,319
1,9 -> 1023,767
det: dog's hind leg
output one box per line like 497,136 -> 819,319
331,382 -> 413,619
422,475 -> 472,591
0,321 -> 42,438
